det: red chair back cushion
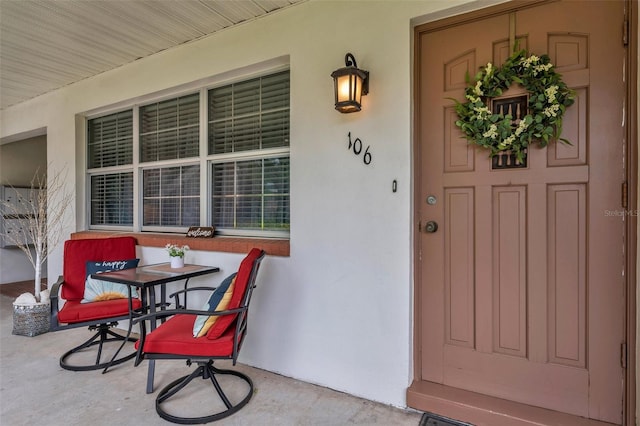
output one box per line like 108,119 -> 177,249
61,237 -> 137,302
206,248 -> 263,340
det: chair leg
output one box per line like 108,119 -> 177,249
155,360 -> 254,424
59,323 -> 137,372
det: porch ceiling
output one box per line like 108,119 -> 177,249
0,0 -> 305,110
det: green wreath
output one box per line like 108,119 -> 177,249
453,49 -> 575,163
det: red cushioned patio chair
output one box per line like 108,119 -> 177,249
134,248 -> 266,424
50,236 -> 142,371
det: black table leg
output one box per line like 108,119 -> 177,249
146,287 -> 157,394
102,284 -> 139,374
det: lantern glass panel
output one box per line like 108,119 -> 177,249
335,73 -> 363,107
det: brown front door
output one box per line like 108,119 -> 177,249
413,1 -> 627,423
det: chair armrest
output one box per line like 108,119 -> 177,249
49,275 -> 64,331
135,305 -> 245,324
169,286 -> 217,309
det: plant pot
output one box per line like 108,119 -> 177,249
12,302 -> 50,337
170,256 -> 185,269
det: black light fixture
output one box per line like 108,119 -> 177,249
331,53 -> 369,113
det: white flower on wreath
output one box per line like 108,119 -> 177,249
520,55 -> 540,68
473,80 -> 484,96
545,85 -> 559,103
466,94 -> 480,103
498,134 -> 516,150
514,119 -> 530,137
543,103 -> 561,118
533,63 -> 553,76
472,105 -> 491,120
485,62 -> 494,76
483,124 -> 498,139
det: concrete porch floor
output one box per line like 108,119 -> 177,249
0,288 -> 423,426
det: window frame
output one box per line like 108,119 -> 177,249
208,147 -> 291,238
84,60 -> 290,238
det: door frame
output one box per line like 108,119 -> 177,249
409,1 -> 638,424
623,2 -> 637,424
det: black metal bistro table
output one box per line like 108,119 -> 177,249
93,263 -> 220,393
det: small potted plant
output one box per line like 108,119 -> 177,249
165,244 -> 189,268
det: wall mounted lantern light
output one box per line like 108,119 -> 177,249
331,53 -> 369,113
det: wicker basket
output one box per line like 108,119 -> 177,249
12,302 -> 50,337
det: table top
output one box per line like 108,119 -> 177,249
92,263 -> 220,288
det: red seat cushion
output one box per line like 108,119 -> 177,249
206,248 -> 262,340
137,314 -> 238,357
61,237 -> 137,302
58,298 -> 142,324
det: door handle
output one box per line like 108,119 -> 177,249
424,221 -> 438,233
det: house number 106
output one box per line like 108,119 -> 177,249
348,132 -> 372,165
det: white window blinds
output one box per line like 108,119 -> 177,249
90,172 -> 133,226
208,70 -> 289,154
88,110 -> 134,227
212,156 -> 289,231
209,70 -> 290,234
88,110 -> 133,168
140,93 -> 199,162
143,165 -> 200,227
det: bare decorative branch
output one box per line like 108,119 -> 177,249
1,166 -> 73,302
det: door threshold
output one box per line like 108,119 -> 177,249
407,380 -> 618,426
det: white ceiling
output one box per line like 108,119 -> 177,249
0,0 -> 305,110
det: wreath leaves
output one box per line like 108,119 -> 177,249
452,49 -> 575,163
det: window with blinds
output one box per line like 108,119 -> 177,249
86,68 -> 290,237
88,110 -> 134,227
142,165 -> 200,228
209,71 -> 289,154
209,70 -> 290,234
88,110 -> 133,168
90,172 -> 133,226
212,156 -> 289,231
140,93 -> 199,162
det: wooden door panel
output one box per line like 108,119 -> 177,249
494,37 -> 528,67
547,184 -> 586,368
547,87 -> 587,166
445,50 -> 476,92
444,107 -> 474,172
416,1 -> 625,422
443,344 -> 589,416
492,186 -> 527,358
444,188 -> 475,349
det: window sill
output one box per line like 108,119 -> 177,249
71,230 -> 290,257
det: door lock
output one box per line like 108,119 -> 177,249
424,221 -> 438,233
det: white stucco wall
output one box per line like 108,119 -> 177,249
3,0 -> 635,412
